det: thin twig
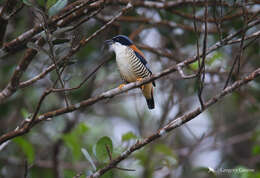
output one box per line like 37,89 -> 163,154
52,55 -> 111,92
40,10 -> 70,107
177,65 -> 197,79
213,0 -> 223,42
105,143 -> 135,172
24,160 -> 28,178
197,0 -> 208,109
223,3 -> 248,89
105,144 -> 113,161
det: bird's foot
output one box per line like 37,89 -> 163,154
136,78 -> 144,90
118,84 -> 126,90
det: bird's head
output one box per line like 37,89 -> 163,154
105,35 -> 133,51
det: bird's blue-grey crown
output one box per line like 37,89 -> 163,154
105,35 -> 133,46
112,35 -> 133,46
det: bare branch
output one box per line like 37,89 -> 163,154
52,55 -> 111,93
23,160 -> 28,178
1,45 -> 260,144
197,0 -> 208,109
223,4 -> 249,89
86,67 -> 260,178
0,37 -> 45,104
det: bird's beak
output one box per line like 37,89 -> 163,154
104,39 -> 114,46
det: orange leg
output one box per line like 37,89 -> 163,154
118,84 -> 126,90
136,78 -> 145,90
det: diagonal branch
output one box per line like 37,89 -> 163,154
86,67 -> 260,178
1,50 -> 259,144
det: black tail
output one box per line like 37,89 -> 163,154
146,96 -> 155,109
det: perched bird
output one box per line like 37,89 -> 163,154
105,35 -> 155,109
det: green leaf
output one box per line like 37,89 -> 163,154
63,133 -> 81,159
36,0 -> 45,7
75,122 -> 89,135
95,136 -> 113,162
23,0 -> 33,6
252,145 -> 260,155
121,132 -> 137,142
207,51 -> 223,65
62,122 -> 89,160
190,60 -> 199,70
13,137 -> 35,164
64,170 -> 79,178
189,51 -> 223,70
21,108 -> 30,118
101,170 -> 113,178
248,171 -> 260,178
46,0 -> 57,9
154,144 -> 175,158
134,149 -> 148,166
48,0 -> 68,16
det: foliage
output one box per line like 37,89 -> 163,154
94,136 -> 113,163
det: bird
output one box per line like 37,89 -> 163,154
105,35 -> 155,109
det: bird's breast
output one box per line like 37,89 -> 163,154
115,51 -> 137,82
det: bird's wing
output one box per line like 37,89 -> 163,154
129,45 -> 146,60
133,50 -> 156,87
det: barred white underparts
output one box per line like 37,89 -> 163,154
129,48 -> 151,79
116,47 -> 151,83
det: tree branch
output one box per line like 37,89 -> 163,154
1,26 -> 259,143
86,67 -> 260,178
0,0 -> 105,57
0,37 -> 45,104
